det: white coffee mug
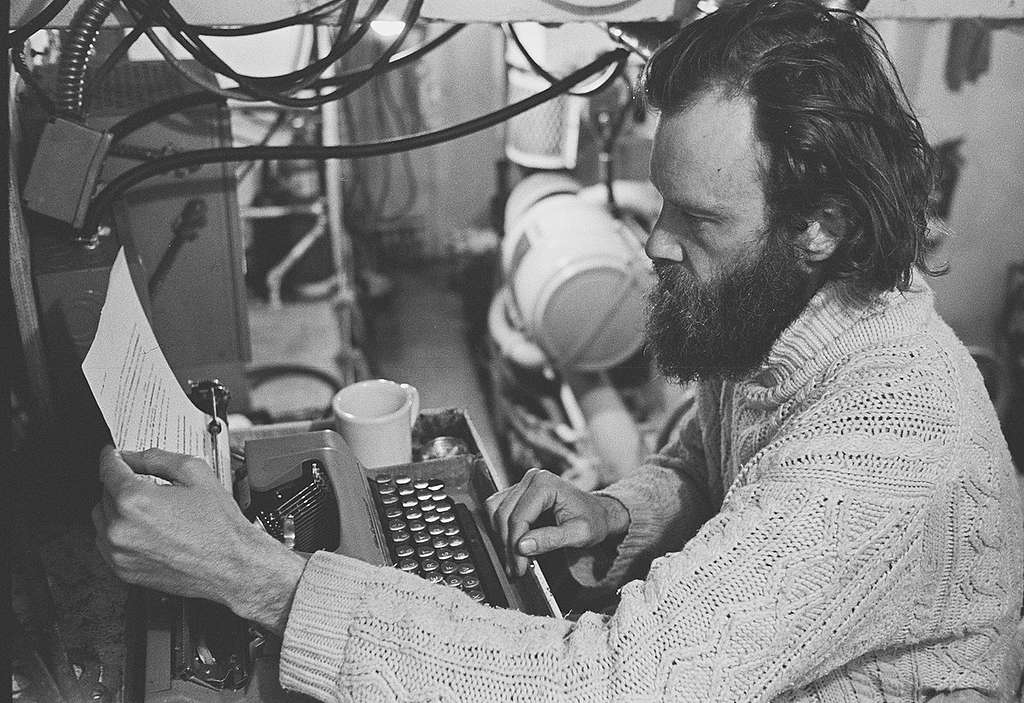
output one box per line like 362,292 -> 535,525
331,379 -> 420,468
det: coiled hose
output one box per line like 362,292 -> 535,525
56,0 -> 120,119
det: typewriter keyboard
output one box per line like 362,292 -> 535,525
369,474 -> 507,607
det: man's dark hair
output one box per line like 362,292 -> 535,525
642,0 -> 941,293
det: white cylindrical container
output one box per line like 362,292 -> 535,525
501,183 -> 654,371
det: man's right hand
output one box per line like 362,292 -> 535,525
485,468 -> 630,578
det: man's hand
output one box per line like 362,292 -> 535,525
93,446 -> 306,634
485,468 -> 630,578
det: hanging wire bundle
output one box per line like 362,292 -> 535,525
8,0 -> 642,240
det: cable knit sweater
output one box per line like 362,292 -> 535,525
279,277 -> 1024,702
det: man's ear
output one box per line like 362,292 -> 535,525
797,208 -> 844,263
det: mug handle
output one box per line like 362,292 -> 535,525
401,383 -> 420,428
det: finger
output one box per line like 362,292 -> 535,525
506,471 -> 559,576
119,448 -> 213,487
518,518 -> 593,555
484,485 -> 517,530
98,445 -> 139,492
486,470 -> 538,564
498,469 -> 545,568
101,488 -> 118,520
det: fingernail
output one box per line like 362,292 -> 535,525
519,538 -> 537,555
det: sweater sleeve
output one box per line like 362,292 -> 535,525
279,446 -> 941,702
567,397 -> 718,590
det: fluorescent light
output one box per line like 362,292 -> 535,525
370,20 -> 406,37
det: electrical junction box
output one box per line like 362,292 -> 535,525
23,117 -> 113,228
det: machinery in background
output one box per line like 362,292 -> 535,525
21,60 -> 252,413
487,173 -> 684,490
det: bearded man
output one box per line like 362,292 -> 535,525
95,1 -> 1023,700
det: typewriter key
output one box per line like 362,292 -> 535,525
453,549 -> 470,562
395,545 -> 415,559
374,475 -> 393,485
444,526 -> 460,537
432,492 -> 449,503
413,532 -> 431,544
432,537 -> 449,549
428,525 -> 445,536
404,509 -> 423,521
445,576 -> 463,588
398,486 -> 415,497
420,501 -> 436,512
441,562 -> 458,576
408,521 -> 426,533
428,480 -> 445,491
467,590 -> 486,603
395,476 -> 412,486
387,519 -> 406,532
462,576 -> 481,590
420,558 -> 440,573
382,495 -> 399,506
416,491 -> 432,502
425,573 -> 445,585
378,485 -> 396,496
391,531 -> 410,544
439,514 -> 456,525
457,564 -> 475,576
447,535 -> 465,547
398,558 -> 418,572
413,480 -> 429,490
401,498 -> 418,509
416,545 -> 435,559
423,513 -> 440,524
436,548 -> 454,561
435,503 -> 452,515
385,507 -> 403,520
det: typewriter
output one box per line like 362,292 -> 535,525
134,414 -> 558,703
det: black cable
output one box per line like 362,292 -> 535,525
157,0 -> 379,100
235,111 -> 292,182
10,45 -> 56,114
125,0 -> 392,102
80,49 -> 628,241
119,0 -> 357,98
109,92 -> 223,143
181,0 -> 350,37
9,0 -> 73,44
106,23 -> 465,144
503,23 -> 627,97
321,23 -> 463,86
126,0 -> 355,93
248,0 -> 418,107
84,22 -> 151,108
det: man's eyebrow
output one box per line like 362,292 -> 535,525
650,169 -> 724,219
664,193 -> 724,219
677,201 -> 723,219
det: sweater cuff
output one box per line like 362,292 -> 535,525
278,551 -> 387,700
567,481 -> 666,590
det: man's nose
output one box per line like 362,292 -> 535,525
645,226 -> 685,263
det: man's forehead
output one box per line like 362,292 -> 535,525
650,92 -> 765,208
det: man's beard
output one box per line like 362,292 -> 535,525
644,230 -> 815,383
